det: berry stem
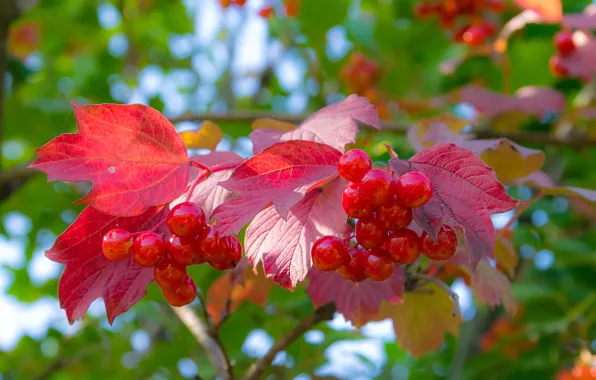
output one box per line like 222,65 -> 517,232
190,160 -> 210,171
184,161 -> 240,202
414,274 -> 460,317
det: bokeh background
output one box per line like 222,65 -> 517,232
2,0 -> 596,379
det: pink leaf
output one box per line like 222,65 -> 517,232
46,206 -> 166,324
308,268 -> 404,328
471,259 -> 518,315
29,103 -> 189,217
390,143 -> 519,262
250,95 -> 380,153
245,177 -> 350,289
563,5 -> 596,30
552,31 -> 596,82
518,171 -> 596,202
212,140 -> 342,234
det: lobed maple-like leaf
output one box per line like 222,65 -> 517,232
171,151 -> 244,218
380,282 -> 461,358
250,95 -> 380,154
245,177 -> 350,289
308,268 -> 404,328
212,140 -> 342,235
29,103 -> 190,217
514,0 -> 562,22
390,143 -> 519,262
471,259 -> 518,315
46,206 -> 166,324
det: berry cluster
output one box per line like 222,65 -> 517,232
549,30 -> 576,78
340,53 -> 391,119
102,202 -> 242,306
311,149 -> 458,283
414,0 -> 503,46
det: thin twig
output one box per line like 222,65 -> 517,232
216,267 -> 237,331
170,305 -> 234,380
502,192 -> 542,232
413,275 -> 460,317
242,302 -> 337,380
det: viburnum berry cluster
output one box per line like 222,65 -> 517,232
102,201 -> 242,307
311,149 -> 457,282
414,0 -> 503,46
549,30 -> 576,78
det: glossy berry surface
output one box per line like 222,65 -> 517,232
355,218 -> 387,249
219,236 -> 243,265
463,25 -> 487,46
363,248 -> 394,281
554,31 -> 576,56
208,257 -> 236,271
102,229 -> 133,261
166,202 -> 206,238
358,169 -> 394,206
378,200 -> 412,231
341,183 -> 374,219
132,232 -> 166,267
161,275 -> 197,307
154,256 -> 187,288
421,225 -> 457,261
198,225 -> 221,262
396,171 -> 432,208
337,149 -> 372,183
311,236 -> 349,271
386,229 -> 421,264
167,235 -> 199,266
338,248 -> 368,282
549,56 -> 568,77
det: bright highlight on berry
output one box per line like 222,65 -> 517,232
338,149 -> 372,183
396,171 -> 432,208
102,229 -> 133,261
167,202 -> 206,238
132,232 -> 167,267
311,236 -> 349,272
421,225 -> 457,261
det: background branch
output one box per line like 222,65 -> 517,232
242,302 -> 337,380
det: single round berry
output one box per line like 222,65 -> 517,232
102,229 -> 133,261
337,149 -> 372,183
386,229 -> 421,264
167,235 -> 199,266
162,275 -> 197,307
166,202 -> 206,238
355,218 -> 387,249
154,256 -> 187,289
378,199 -> 412,230
395,171 -> 432,208
363,248 -> 394,281
219,235 -> 243,265
421,225 -> 457,261
554,31 -> 576,56
338,248 -> 368,283
463,25 -> 487,46
359,169 -> 394,206
198,225 -> 221,262
208,258 -> 236,271
311,236 -> 349,272
132,232 -> 167,267
549,55 -> 568,77
341,183 -> 374,219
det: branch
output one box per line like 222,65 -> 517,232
170,305 -> 234,380
242,302 -> 337,380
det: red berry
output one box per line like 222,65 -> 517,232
154,256 -> 187,288
554,31 -> 575,56
167,235 -> 199,266
481,22 -> 498,37
342,183 -> 374,219
363,248 -> 394,281
219,235 -> 243,266
102,229 -> 133,261
421,225 -> 457,261
166,202 -> 206,238
258,6 -> 274,18
338,248 -> 368,282
359,169 -> 394,206
463,25 -> 487,46
132,232 -> 166,267
355,218 -> 387,249
378,199 -> 412,230
549,55 -> 569,77
396,171 -> 432,208
162,275 -> 197,307
337,149 -> 372,183
198,225 -> 221,262
386,229 -> 421,264
311,236 -> 349,271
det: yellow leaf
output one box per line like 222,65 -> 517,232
251,118 -> 297,132
410,114 -> 468,149
480,139 -> 545,185
380,282 -> 461,358
179,121 -> 224,150
495,233 -> 518,278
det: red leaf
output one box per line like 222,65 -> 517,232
46,206 -> 166,324
514,0 -> 562,22
171,152 -> 244,218
212,140 -> 342,234
471,259 -> 518,315
29,103 -> 189,217
245,177 -> 349,289
250,95 -> 380,153
390,143 -> 519,262
307,268 -> 404,328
